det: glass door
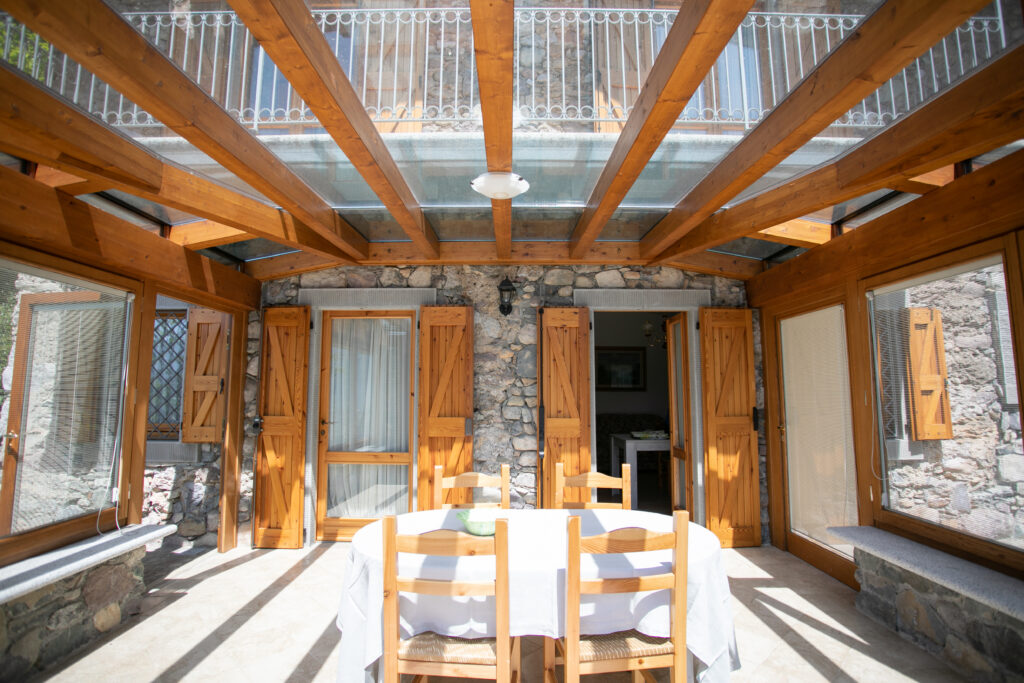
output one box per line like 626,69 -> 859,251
778,304 -> 858,558
666,313 -> 691,511
316,310 -> 415,541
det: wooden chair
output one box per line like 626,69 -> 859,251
381,515 -> 521,683
544,510 -> 689,683
553,462 -> 631,510
433,464 -> 511,509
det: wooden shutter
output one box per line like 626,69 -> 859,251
417,306 -> 474,510
181,308 -> 230,443
540,307 -> 591,508
700,308 -> 760,548
253,306 -> 309,548
666,312 -> 692,512
906,308 -> 953,440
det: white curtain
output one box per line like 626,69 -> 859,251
325,317 -> 410,518
780,305 -> 857,557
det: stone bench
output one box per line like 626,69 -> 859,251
0,523 -> 176,679
830,526 -> 1024,683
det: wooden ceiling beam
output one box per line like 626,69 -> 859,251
0,166 -> 261,310
32,166 -> 110,195
168,221 -> 250,250
757,218 -> 831,248
656,42 -> 1024,261
469,0 -> 517,259
230,0 -> 438,258
568,0 -> 753,258
746,147 -> 1024,308
244,241 -> 763,280
641,0 -> 992,261
1,0 -> 367,260
0,65 -> 353,262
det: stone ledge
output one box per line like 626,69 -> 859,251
829,526 -> 1024,621
0,523 -> 176,605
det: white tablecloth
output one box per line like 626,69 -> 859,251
336,509 -> 739,682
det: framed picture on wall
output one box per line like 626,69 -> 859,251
595,346 -> 646,391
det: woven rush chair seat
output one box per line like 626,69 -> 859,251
577,630 -> 673,663
398,631 -> 498,665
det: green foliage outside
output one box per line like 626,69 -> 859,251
0,19 -> 51,79
0,288 -> 15,412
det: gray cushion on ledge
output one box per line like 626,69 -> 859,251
829,525 -> 1024,622
0,523 -> 177,605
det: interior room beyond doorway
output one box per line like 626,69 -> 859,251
593,311 -> 673,514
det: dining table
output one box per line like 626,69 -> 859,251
335,508 -> 739,682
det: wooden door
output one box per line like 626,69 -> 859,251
253,306 -> 309,549
539,307 -> 591,508
181,308 -> 230,443
417,306 -> 475,510
700,308 -> 760,547
666,313 -> 692,512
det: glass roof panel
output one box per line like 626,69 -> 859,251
804,188 -> 895,225
0,14 -> 275,204
600,209 -> 666,242
629,1 -> 1015,237
341,209 -> 407,242
78,193 -> 161,231
102,190 -> 202,226
513,208 -> 581,241
712,237 -> 790,261
209,238 -> 298,262
426,208 -> 492,241
383,134 -> 487,208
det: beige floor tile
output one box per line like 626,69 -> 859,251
35,541 -> 964,683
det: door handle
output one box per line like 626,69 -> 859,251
3,432 -> 17,460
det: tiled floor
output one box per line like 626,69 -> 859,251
37,532 -> 963,682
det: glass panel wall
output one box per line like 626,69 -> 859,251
870,256 -> 1023,551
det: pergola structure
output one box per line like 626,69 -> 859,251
0,3 -> 1023,673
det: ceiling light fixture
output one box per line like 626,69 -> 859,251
470,172 -> 530,200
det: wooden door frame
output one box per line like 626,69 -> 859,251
315,309 -> 416,541
762,292 -> 859,589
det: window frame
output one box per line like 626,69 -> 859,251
858,236 -> 1024,576
0,245 -> 143,568
315,309 -> 417,542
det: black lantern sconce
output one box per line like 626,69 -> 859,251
498,276 -> 516,316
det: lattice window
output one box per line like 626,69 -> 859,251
146,310 -> 187,440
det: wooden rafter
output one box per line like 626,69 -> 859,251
746,147 -> 1024,307
230,0 -> 438,258
1,0 -> 368,260
32,166 -> 109,196
757,219 -> 830,249
657,42 -> 1024,261
640,0 -> 992,261
469,0 -> 516,258
244,242 -> 763,281
0,166 -> 261,310
0,64 -> 352,262
568,0 -> 753,258
168,221 -> 250,250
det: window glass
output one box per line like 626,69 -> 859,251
0,260 -> 131,536
780,305 -> 858,557
326,463 -> 407,518
147,310 -> 187,441
871,256 -> 1023,550
327,317 -> 411,452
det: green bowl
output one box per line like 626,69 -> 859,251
456,509 -> 496,536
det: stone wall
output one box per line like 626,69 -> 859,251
141,444 -> 223,547
0,548 -> 146,680
854,549 -> 1024,683
242,264 -> 766,531
882,266 -> 1024,549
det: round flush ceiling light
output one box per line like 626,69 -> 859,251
470,172 -> 530,200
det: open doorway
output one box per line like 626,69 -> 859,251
593,311 -> 673,514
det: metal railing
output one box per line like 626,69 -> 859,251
0,6 -> 1008,133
